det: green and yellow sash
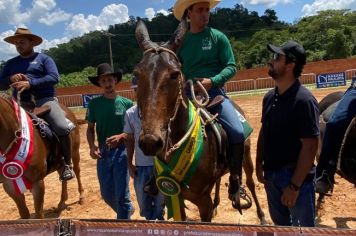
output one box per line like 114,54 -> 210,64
154,101 -> 203,220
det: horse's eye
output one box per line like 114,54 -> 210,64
170,71 -> 180,80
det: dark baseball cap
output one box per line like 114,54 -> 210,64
267,40 -> 306,65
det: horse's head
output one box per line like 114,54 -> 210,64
134,20 -> 188,156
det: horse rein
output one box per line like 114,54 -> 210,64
142,47 -> 203,159
0,94 -> 22,157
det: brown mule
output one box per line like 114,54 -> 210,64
134,20 -> 265,223
0,93 -> 84,219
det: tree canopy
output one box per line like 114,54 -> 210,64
42,6 -> 355,87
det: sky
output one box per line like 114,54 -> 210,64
0,0 -> 355,61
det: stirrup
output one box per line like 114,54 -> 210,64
316,171 -> 334,196
60,165 -> 75,181
238,186 -> 252,209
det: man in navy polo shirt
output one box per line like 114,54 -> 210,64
256,40 -> 319,227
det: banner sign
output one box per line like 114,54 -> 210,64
82,94 -> 102,108
72,220 -> 356,236
316,72 -> 346,88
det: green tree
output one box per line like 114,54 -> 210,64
262,9 -> 278,26
43,7 -> 355,80
325,29 -> 352,59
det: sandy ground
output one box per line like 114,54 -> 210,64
0,87 -> 355,229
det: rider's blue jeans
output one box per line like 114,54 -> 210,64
207,88 -> 245,144
317,86 -> 356,177
97,145 -> 133,219
264,168 -> 316,227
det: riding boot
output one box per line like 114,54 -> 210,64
228,143 -> 244,202
143,172 -> 159,197
58,134 -> 75,181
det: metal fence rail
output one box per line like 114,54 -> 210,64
345,69 -> 356,80
57,94 -> 83,107
57,70 -> 354,108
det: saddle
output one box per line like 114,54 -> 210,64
206,95 -> 224,110
20,101 -> 51,117
321,101 -> 340,122
33,105 -> 51,117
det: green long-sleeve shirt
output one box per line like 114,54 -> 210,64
178,27 -> 236,87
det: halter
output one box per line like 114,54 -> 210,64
142,46 -> 204,159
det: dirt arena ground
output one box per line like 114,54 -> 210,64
0,86 -> 355,229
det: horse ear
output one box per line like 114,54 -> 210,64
165,18 -> 188,52
135,20 -> 154,51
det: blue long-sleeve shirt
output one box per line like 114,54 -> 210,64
0,52 -> 59,101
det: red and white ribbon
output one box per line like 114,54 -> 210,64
0,100 -> 34,194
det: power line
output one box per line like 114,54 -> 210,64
102,27 -> 288,38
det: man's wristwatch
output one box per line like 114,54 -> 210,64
289,182 -> 300,191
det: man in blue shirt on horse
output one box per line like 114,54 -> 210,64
316,81 -> 356,195
0,28 -> 75,181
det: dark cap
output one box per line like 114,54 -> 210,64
267,40 -> 306,65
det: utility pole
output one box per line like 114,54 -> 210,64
102,31 -> 115,69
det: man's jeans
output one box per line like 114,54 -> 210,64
97,145 -> 133,219
264,168 -> 315,227
317,86 -> 356,177
134,166 -> 165,220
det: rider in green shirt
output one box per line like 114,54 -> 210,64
174,0 -> 245,206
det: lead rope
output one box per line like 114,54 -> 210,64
186,80 -> 209,108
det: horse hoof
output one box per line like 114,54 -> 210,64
212,208 -> 218,218
79,197 -> 85,205
56,202 -> 67,213
260,217 -> 267,225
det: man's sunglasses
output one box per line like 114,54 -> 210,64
272,53 -> 280,60
272,52 -> 296,62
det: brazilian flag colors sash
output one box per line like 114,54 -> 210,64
154,101 -> 203,220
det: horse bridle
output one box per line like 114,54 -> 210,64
143,46 -> 186,123
142,47 -> 203,158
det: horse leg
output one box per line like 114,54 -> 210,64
57,179 -> 68,212
212,178 -> 221,218
243,147 -> 267,225
196,194 -> 214,222
3,182 -> 30,219
72,149 -> 84,204
32,180 -> 45,218
316,193 -> 326,218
